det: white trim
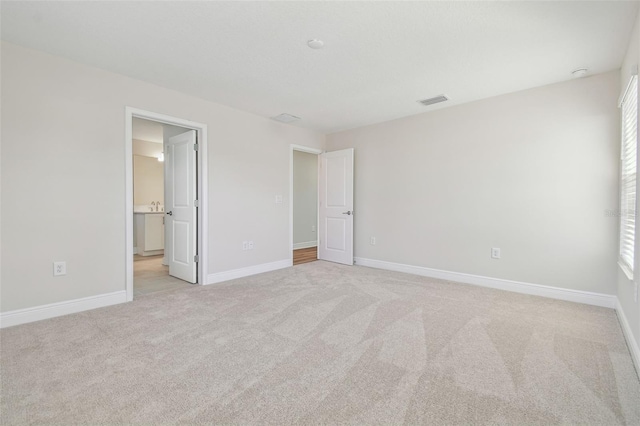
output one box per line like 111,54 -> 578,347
133,247 -> 138,255
136,250 -> 164,257
125,107 -> 209,302
206,259 -> 292,285
619,70 -> 639,107
0,291 -> 127,328
615,298 -> 640,378
293,241 -> 318,250
289,145 -> 322,259
619,260 -> 634,281
354,257 -> 616,308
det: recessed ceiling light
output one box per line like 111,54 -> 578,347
271,113 -> 301,124
571,68 -> 588,78
307,39 -> 324,50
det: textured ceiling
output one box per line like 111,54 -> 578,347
2,1 -> 638,133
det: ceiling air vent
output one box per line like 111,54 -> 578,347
271,113 -> 301,123
417,95 -> 449,107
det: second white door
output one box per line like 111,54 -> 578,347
165,130 -> 197,283
319,148 -> 354,265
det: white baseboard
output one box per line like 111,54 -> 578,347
616,299 -> 640,377
354,257 -> 616,309
137,249 -> 164,257
206,259 -> 292,285
0,290 -> 127,328
293,241 -> 317,250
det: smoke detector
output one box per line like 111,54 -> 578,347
307,39 -> 324,49
271,113 -> 301,124
417,95 -> 449,107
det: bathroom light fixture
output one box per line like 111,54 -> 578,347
307,39 -> 324,49
157,153 -> 164,162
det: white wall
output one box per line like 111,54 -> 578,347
618,11 -> 640,353
133,155 -> 164,206
132,138 -> 162,158
293,150 -> 318,247
327,71 -> 620,295
1,42 -> 324,312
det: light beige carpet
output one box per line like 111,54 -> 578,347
1,261 -> 639,425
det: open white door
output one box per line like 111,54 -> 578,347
319,148 -> 354,265
165,130 -> 197,283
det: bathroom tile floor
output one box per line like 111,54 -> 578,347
133,254 -> 193,296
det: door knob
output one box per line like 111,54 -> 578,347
342,211 -> 352,215
166,211 -> 173,216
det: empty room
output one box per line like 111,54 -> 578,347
2,1 -> 640,424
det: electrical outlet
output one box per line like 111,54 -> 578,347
248,241 -> 254,250
275,195 -> 283,204
312,225 -> 316,232
53,261 -> 66,276
370,237 -> 376,245
491,248 -> 501,259
242,241 -> 248,251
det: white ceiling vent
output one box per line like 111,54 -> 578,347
271,113 -> 301,123
417,95 -> 449,107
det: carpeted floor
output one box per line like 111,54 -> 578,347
1,261 -> 639,425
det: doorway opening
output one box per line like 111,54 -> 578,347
131,118 -> 192,296
290,145 -> 322,265
125,108 -> 208,301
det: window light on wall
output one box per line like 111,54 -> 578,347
619,73 -> 638,279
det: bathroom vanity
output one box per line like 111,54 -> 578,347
134,212 -> 165,256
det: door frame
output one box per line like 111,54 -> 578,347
289,144 -> 322,263
125,107 -> 208,301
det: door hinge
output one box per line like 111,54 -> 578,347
194,199 -> 199,207
194,143 -> 199,151
194,255 -> 199,263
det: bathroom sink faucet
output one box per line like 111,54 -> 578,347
150,201 -> 156,211
156,201 -> 161,212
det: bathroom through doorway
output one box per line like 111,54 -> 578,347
126,108 -> 209,301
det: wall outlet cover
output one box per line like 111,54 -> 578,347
491,248 -> 501,259
53,261 -> 67,276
